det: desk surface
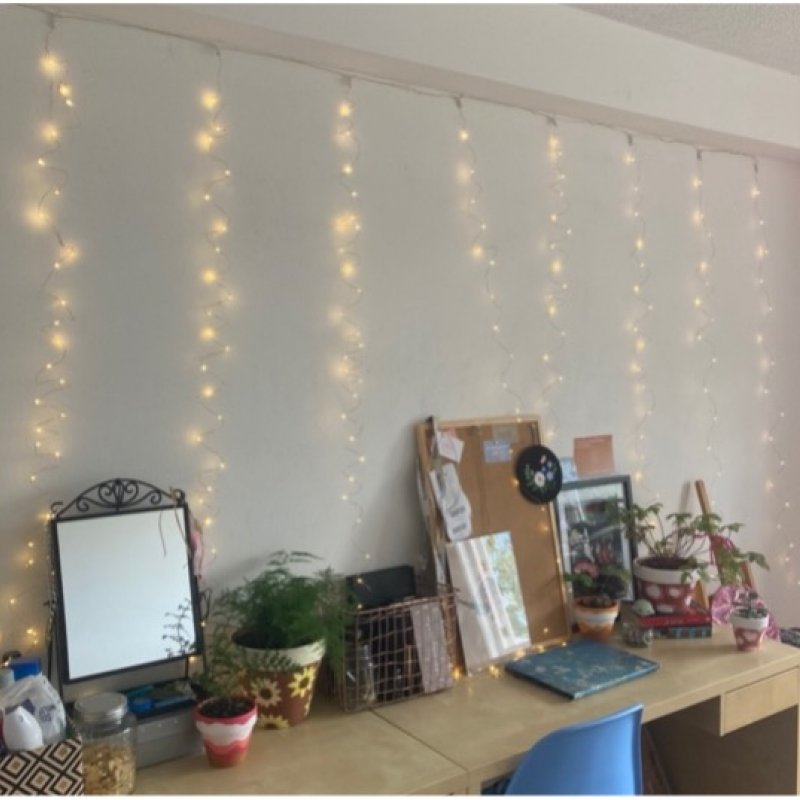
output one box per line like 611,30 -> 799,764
134,698 -> 467,795
374,629 -> 800,791
136,630 -> 800,795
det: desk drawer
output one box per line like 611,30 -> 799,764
722,667 -> 799,734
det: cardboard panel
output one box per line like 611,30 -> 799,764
415,415 -> 570,662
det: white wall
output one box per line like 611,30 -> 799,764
1,5 -> 799,657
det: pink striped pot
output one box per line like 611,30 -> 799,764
194,697 -> 257,768
730,611 -> 769,652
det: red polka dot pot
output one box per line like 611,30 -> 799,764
730,611 -> 769,652
633,558 -> 696,614
573,599 -> 620,641
194,696 -> 257,768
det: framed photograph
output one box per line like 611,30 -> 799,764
555,475 -> 635,601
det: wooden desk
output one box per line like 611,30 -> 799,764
374,629 -> 800,794
136,631 -> 800,794
134,699 -> 467,795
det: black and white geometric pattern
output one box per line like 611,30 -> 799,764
0,738 -> 83,795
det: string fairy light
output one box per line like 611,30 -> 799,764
188,47 -> 234,562
750,160 -> 791,575
14,17 -> 82,652
538,118 -> 572,443
331,77 -> 370,562
690,150 -> 722,496
454,97 -> 523,418
28,18 -> 78,489
623,133 -> 655,493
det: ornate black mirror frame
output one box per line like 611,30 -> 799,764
49,478 -> 204,691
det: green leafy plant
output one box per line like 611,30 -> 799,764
195,551 -> 348,695
563,553 -> 629,610
732,590 -> 769,620
614,502 -> 768,584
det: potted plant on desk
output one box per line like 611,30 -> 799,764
563,557 -> 629,641
615,503 -> 767,615
729,591 -> 771,652
208,551 -> 347,729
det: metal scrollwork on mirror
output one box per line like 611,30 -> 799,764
50,478 -> 204,687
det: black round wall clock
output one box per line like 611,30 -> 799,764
515,445 -> 563,504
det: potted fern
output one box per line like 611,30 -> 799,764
208,551 -> 346,729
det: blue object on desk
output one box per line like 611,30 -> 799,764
503,703 -> 643,795
8,657 -> 41,681
505,640 -> 658,699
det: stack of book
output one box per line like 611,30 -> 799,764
622,603 -> 712,639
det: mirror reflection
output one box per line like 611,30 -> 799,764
54,507 -> 200,682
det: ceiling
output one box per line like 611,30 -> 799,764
575,4 -> 800,76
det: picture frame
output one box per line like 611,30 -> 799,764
555,475 -> 635,601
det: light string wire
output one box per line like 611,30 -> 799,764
190,46 -> 234,563
454,97 -> 523,418
691,150 -> 723,498
29,17 -> 78,489
332,77 -> 370,562
540,118 -> 571,443
750,159 -> 792,573
16,16 -> 80,651
623,133 -> 656,495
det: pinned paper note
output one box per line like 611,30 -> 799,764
436,429 -> 464,463
429,463 -> 472,541
573,435 -> 615,477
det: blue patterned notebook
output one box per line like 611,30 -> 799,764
505,640 -> 659,699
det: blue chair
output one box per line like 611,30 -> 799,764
503,703 -> 643,795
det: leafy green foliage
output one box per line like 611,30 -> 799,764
563,561 -> 630,604
196,551 -> 348,695
613,502 -> 768,585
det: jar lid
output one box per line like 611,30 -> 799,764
74,692 -> 128,723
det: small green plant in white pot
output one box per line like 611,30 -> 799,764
729,591 -> 770,652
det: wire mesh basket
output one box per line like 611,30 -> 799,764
333,587 -> 458,712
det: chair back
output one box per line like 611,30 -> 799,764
504,703 -> 643,795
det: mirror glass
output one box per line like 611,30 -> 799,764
54,507 -> 201,682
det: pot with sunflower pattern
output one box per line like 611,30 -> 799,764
233,636 -> 326,729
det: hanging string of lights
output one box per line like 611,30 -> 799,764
331,77 -> 370,562
750,159 -> 791,573
539,118 -> 571,444
454,97 -> 523,419
623,133 -> 655,493
690,150 -> 722,500
189,47 -> 234,564
13,17 -> 81,651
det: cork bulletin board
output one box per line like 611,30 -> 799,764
415,415 -> 570,657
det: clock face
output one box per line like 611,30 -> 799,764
515,445 -> 563,504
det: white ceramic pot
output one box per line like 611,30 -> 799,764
633,558 -> 696,614
730,611 -> 769,652
3,706 -> 44,752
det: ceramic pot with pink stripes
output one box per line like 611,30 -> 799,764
194,696 -> 257,768
730,610 -> 769,652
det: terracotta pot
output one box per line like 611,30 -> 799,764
233,639 -> 325,729
633,558 -> 696,614
194,697 -> 257,768
573,599 -> 620,641
730,611 -> 769,652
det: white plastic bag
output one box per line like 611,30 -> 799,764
0,674 -> 66,745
